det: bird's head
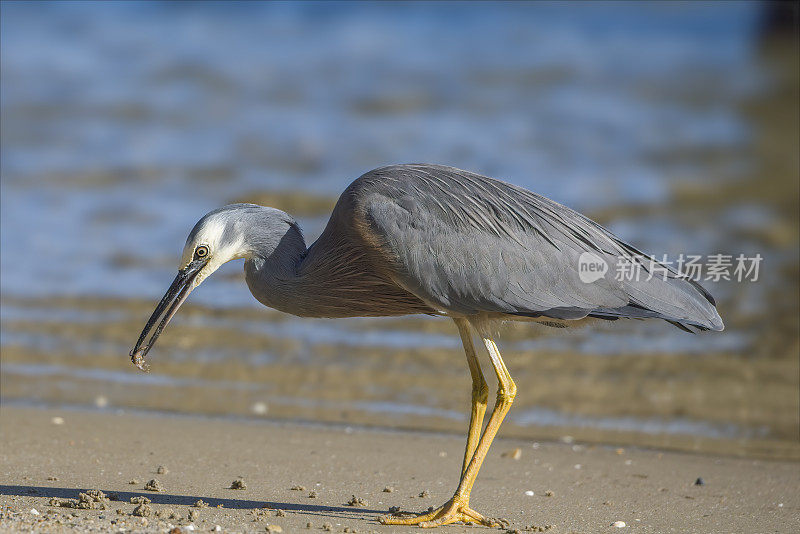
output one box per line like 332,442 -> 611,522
130,203 -> 300,371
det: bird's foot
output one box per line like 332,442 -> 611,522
378,496 -> 508,528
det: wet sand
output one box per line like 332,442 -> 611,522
1,406 -> 797,533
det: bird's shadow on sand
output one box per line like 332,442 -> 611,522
0,485 -> 387,520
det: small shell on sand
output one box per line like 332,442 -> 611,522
156,465 -> 168,475
291,485 -> 306,491
51,417 -> 65,425
230,478 -> 247,490
544,490 -> 554,497
501,448 -> 522,460
266,525 -> 283,533
144,479 -> 164,492
382,486 -> 394,493
611,521 -> 626,528
524,490 -> 535,496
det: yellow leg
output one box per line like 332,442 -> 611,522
454,318 -> 489,475
380,324 -> 515,528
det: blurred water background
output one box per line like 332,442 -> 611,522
1,1 -> 798,459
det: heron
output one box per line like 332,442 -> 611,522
131,163 -> 723,528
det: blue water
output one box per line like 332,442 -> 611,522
1,362 -> 762,441
1,1 -> 759,308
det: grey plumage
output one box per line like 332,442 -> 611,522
347,164 -> 722,331
203,164 -> 721,331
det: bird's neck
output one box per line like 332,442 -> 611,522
242,228 -> 368,318
244,219 -> 434,318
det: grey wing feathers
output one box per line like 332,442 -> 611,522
352,164 -> 723,332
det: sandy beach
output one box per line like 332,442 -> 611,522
0,406 -> 797,533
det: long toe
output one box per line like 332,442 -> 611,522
378,506 -> 443,526
380,497 -> 502,528
417,506 -> 499,528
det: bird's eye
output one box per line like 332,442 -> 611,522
194,245 -> 209,258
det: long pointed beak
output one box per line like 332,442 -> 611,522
130,258 -> 207,371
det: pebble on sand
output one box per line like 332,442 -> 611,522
611,521 -> 626,528
51,417 -> 65,425
266,525 -> 283,533
251,402 -> 268,415
230,478 -> 247,490
156,465 -> 168,475
524,490 -> 535,496
347,495 -> 367,507
155,508 -> 177,519
694,477 -> 705,486
132,504 -> 152,517
382,486 -> 394,493
144,479 -> 164,492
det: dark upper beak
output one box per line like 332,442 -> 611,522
130,257 -> 207,371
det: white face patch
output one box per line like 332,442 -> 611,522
181,216 -> 248,288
